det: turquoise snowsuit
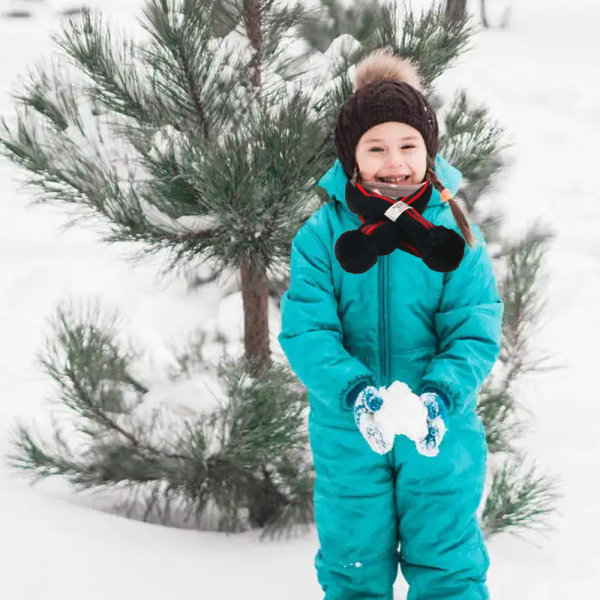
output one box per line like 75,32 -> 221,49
278,155 -> 504,599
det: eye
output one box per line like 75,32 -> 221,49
402,145 -> 415,149
369,147 -> 384,152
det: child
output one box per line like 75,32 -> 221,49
278,49 -> 503,600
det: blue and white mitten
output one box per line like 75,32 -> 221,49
415,391 -> 449,457
352,385 -> 394,455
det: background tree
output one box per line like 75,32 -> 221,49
444,0 -> 512,29
2,0 -> 328,537
1,0 -> 331,377
445,0 -> 468,22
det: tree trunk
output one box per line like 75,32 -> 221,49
246,0 -> 263,98
240,260 -> 271,376
445,0 -> 468,21
481,0 -> 489,27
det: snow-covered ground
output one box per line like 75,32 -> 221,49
1,0 -> 599,597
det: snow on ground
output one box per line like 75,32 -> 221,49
1,0 -> 599,598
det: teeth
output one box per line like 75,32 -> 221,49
378,175 -> 409,183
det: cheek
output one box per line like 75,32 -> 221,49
407,154 -> 427,180
356,153 -> 380,179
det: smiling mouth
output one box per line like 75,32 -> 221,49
376,175 -> 411,183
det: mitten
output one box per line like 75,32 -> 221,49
352,385 -> 395,454
414,391 -> 449,457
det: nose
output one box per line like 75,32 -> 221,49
385,151 -> 407,170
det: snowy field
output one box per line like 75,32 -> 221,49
1,0 -> 599,597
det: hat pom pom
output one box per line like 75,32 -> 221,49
353,48 -> 424,92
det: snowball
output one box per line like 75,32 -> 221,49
373,381 -> 428,443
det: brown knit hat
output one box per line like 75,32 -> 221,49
334,49 -> 439,179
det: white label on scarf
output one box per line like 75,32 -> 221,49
384,200 -> 411,222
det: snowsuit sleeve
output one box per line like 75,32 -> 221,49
417,223 -> 504,416
278,222 -> 376,413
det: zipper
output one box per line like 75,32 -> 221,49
379,254 -> 389,385
380,254 -> 395,469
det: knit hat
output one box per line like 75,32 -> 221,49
334,49 -> 439,179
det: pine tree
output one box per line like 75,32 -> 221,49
1,0 -> 330,536
0,0 -> 330,377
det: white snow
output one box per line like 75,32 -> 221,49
1,0 -> 599,598
375,381 -> 429,443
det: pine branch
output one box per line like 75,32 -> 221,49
139,0 -> 221,137
295,0 -> 389,53
120,123 -> 206,219
0,109 -> 218,274
32,301 -> 193,462
259,449 -> 314,540
8,303 -> 313,534
439,89 -> 509,217
55,9 -> 167,125
12,66 -> 72,133
478,223 -> 559,457
498,224 -> 560,380
159,86 -> 328,273
8,424 -> 83,483
369,1 -> 477,89
1,6 -> 329,279
482,454 -> 562,538
478,384 -> 527,454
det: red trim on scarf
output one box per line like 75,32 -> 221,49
365,220 -> 386,235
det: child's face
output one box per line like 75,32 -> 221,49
354,121 -> 428,185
